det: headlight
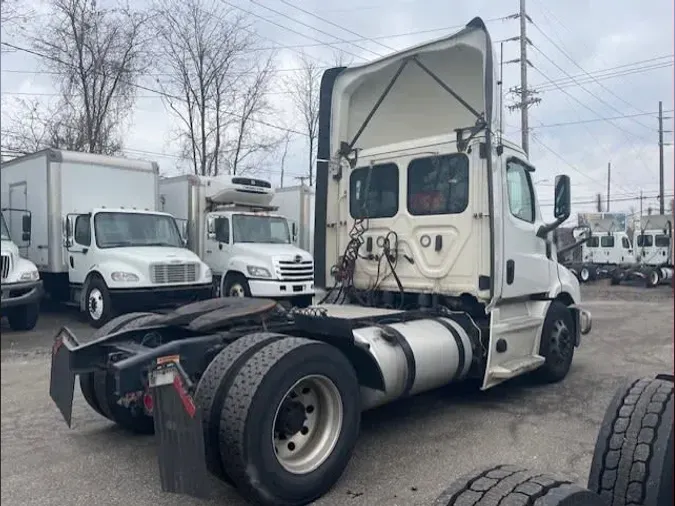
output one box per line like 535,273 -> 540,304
20,270 -> 40,281
246,265 -> 272,278
111,271 -> 139,282
204,267 -> 212,281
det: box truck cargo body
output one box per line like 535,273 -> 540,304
159,174 -> 314,307
271,185 -> 315,254
0,149 -> 213,327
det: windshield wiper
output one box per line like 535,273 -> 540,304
103,241 -> 133,248
142,241 -> 179,247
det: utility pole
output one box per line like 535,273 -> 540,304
658,101 -> 665,214
606,161 -> 611,212
639,190 -> 644,221
505,0 -> 540,156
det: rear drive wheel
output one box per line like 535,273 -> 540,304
580,266 -> 591,283
79,312 -> 156,419
85,277 -> 116,328
219,337 -> 360,506
193,332 -> 285,483
7,302 -> 39,331
433,464 -> 603,506
645,268 -> 661,288
587,375 -> 673,506
532,301 -> 575,384
222,273 -> 252,298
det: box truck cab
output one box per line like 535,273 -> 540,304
0,149 -> 213,328
635,214 -> 673,267
159,175 -> 315,307
0,210 -> 42,330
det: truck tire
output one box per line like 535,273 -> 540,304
89,313 -> 159,434
193,332 -> 285,483
79,312 -> 157,419
219,337 -> 360,506
433,464 -> 603,506
85,276 -> 116,328
580,266 -> 591,283
645,269 -> 661,288
6,302 -> 40,331
222,273 -> 252,298
587,376 -> 673,506
531,301 -> 576,384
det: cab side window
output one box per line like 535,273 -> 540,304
74,215 -> 91,246
587,236 -> 599,248
505,159 -> 535,223
600,235 -> 614,248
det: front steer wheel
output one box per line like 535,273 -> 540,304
531,301 -> 576,384
218,337 -> 361,506
84,277 -> 116,328
433,464 -> 603,506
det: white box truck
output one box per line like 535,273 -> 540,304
159,174 -> 315,307
271,185 -> 315,254
0,210 -> 43,330
0,149 -> 213,328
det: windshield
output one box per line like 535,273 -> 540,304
94,212 -> 184,249
0,214 -> 10,241
232,214 -> 290,244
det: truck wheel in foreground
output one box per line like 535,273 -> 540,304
218,337 -> 360,506
193,332 -> 286,483
291,295 -> 313,308
531,301 -> 575,384
6,302 -> 40,331
79,312 -> 158,419
433,464 -> 603,506
85,277 -> 116,328
587,375 -> 673,506
222,273 -> 252,298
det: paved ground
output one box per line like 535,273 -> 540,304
1,283 -> 673,506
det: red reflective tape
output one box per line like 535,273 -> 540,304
52,336 -> 63,356
172,374 -> 196,418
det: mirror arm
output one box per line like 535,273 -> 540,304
536,216 -> 567,239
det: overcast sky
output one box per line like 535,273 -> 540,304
1,0 -> 673,222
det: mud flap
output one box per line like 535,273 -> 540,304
149,361 -> 211,499
49,327 -> 79,427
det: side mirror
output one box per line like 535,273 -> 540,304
537,175 -> 571,239
291,222 -> 298,243
22,213 -> 31,234
63,216 -> 74,248
553,174 -> 571,221
206,217 -> 216,240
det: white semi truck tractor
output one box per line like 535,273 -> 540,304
1,149 -> 213,328
49,18 -> 592,506
0,210 -> 43,330
158,174 -> 315,307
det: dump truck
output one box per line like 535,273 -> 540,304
0,149 -> 213,327
49,17 -> 592,506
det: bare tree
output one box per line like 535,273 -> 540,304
1,98 -> 53,157
284,51 -> 352,186
26,0 -> 151,154
152,0 -> 278,176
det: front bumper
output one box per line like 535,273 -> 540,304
109,283 -> 213,310
0,280 -> 43,309
248,279 -> 314,299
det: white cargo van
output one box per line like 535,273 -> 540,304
0,149 -> 213,327
0,210 -> 43,330
159,174 -> 315,307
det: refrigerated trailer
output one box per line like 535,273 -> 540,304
0,149 -> 213,327
49,18 -> 592,506
271,184 -> 315,254
159,174 -> 315,307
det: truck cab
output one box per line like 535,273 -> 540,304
0,210 -> 43,330
575,229 -> 635,266
159,175 -> 315,308
63,207 -> 213,327
636,229 -> 672,266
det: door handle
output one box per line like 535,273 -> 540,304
206,249 -> 213,253
69,256 -> 74,268
219,243 -> 223,250
506,259 -> 515,285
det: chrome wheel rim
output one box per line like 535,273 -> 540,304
272,375 -> 343,475
88,288 -> 104,320
228,284 -> 246,297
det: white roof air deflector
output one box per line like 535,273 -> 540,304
331,17 -> 496,164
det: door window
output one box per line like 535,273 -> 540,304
621,236 -> 631,249
214,217 -> 230,243
74,215 -> 91,246
505,159 -> 535,223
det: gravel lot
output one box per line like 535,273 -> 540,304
2,282 -> 673,506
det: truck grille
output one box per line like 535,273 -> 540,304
276,259 -> 314,282
1,254 -> 10,280
150,262 -> 199,284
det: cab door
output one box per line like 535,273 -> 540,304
205,215 -> 231,277
65,214 -> 94,285
499,155 -> 553,299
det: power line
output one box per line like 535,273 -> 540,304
522,109 -> 673,131
540,193 -> 673,207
